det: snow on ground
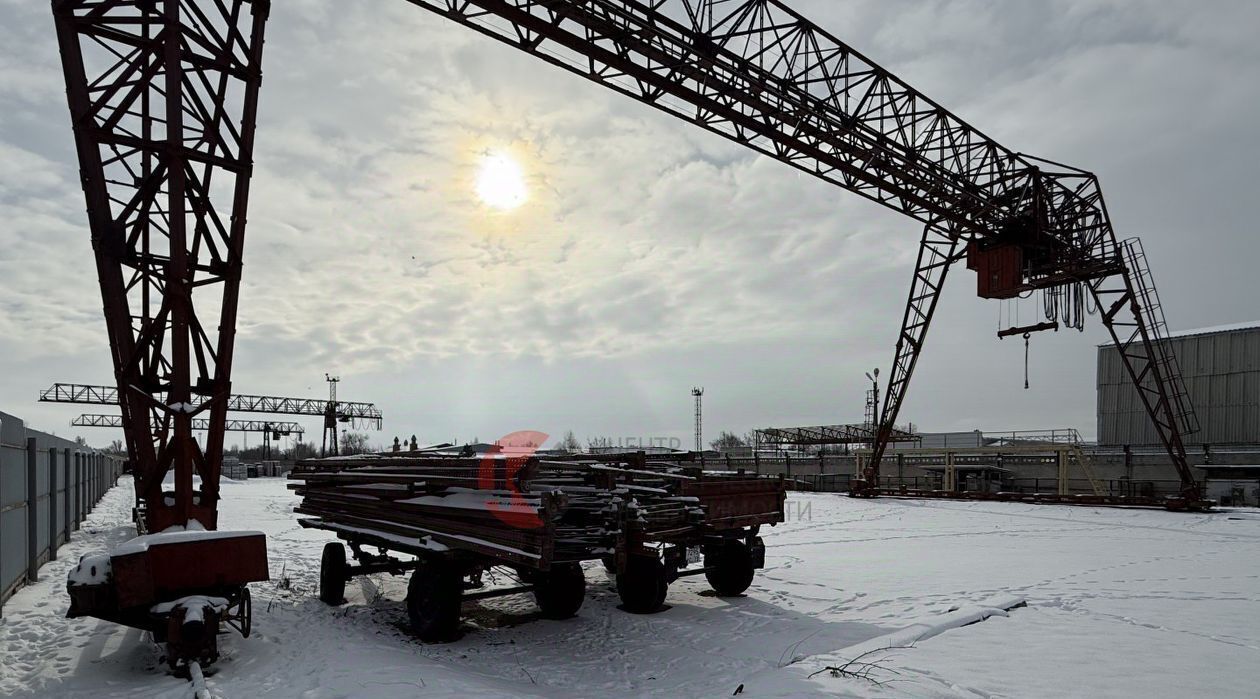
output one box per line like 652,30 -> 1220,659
2,476 -> 1258,698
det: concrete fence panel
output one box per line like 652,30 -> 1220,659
0,410 -> 125,615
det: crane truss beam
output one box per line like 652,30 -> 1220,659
40,383 -> 383,427
406,0 -> 1111,263
402,0 -> 1196,496
73,413 -> 304,435
755,423 -> 918,447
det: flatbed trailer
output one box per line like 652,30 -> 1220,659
291,451 -> 786,640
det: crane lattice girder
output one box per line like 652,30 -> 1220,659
755,423 -> 918,447
40,383 -> 383,426
407,0 -> 1113,265
73,413 -> 305,435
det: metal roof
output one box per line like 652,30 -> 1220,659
1098,320 -> 1260,347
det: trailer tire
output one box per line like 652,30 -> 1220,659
406,559 -> 462,642
705,539 -> 755,596
534,563 -> 586,619
616,555 -> 667,614
319,542 -> 347,606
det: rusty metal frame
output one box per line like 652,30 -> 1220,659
52,0 -> 270,531
867,225 -> 966,472
1090,239 -> 1200,498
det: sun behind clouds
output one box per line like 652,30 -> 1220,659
475,151 -> 527,210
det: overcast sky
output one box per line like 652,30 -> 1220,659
2,0 -> 1257,451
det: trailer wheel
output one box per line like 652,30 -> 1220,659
406,559 -> 462,642
705,539 -> 755,596
616,555 -> 667,614
224,586 -> 252,638
534,563 -> 586,619
319,542 -> 347,606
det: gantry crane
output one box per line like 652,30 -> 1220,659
40,382 -> 381,458
50,0 -> 1205,667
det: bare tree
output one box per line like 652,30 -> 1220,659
742,430 -> 760,448
556,430 -> 582,453
288,441 -> 318,460
710,431 -> 746,451
339,432 -> 373,455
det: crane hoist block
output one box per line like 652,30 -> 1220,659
968,243 -> 1025,299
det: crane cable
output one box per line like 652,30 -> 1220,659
1043,281 -> 1087,331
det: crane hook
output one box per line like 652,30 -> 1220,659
1023,332 -> 1031,390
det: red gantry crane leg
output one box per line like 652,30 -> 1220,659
53,0 -> 268,532
53,0 -> 271,671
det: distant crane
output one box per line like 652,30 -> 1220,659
323,374 -> 341,457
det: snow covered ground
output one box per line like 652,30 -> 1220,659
2,476 -> 1258,698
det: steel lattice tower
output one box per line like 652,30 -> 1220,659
691,387 -> 704,453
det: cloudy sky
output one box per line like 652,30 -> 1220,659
2,0 -> 1257,450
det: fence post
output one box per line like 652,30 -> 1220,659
48,448 -> 58,561
63,449 -> 72,542
26,438 -> 38,582
74,452 -> 82,527
1056,449 -> 1068,496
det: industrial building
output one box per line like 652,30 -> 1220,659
1098,322 -> 1260,446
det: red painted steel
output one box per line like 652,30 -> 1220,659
111,534 -> 269,609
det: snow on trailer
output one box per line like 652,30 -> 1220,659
289,450 -> 787,640
65,527 -> 267,670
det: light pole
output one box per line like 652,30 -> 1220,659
691,387 -> 704,453
865,368 -> 880,433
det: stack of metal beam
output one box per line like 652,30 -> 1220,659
289,452 -> 709,568
290,456 -> 561,567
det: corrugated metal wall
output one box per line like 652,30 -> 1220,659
1097,327 -> 1260,445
